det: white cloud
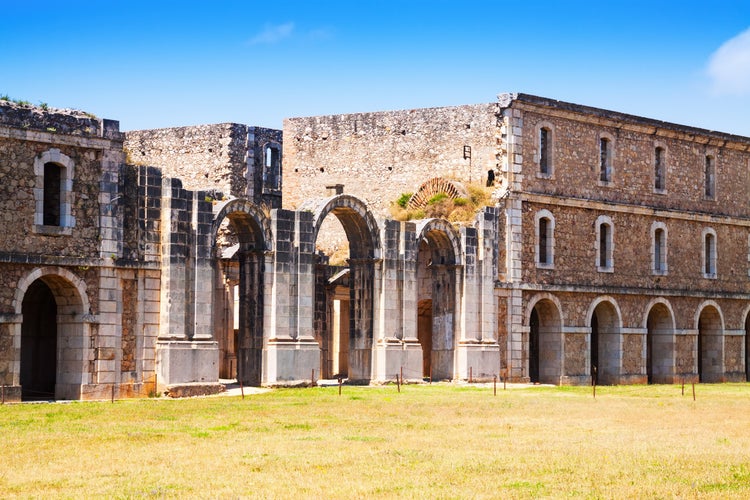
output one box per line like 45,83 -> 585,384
249,22 -> 295,45
707,27 -> 750,95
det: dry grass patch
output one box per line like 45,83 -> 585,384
1,384 -> 750,498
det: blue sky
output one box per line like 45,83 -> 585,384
3,1 -> 750,135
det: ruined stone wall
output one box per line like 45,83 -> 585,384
124,124 -> 282,208
283,104 -> 500,217
124,124 -> 245,197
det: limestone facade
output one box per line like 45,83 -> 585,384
2,91 -> 749,402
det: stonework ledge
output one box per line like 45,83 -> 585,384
164,382 -> 225,398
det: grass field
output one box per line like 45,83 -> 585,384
1,383 -> 750,498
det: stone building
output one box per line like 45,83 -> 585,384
284,93 -> 750,385
1,91 -> 748,402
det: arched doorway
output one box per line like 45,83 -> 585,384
21,280 -> 57,400
211,199 -> 271,386
15,269 -> 89,401
697,305 -> 723,383
415,219 -> 461,381
589,300 -> 620,385
309,195 -> 380,383
528,298 -> 562,384
646,302 -> 674,384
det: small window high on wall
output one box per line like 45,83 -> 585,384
654,147 -> 665,191
43,162 -> 62,226
539,127 -> 550,175
705,155 -> 715,199
599,137 -> 612,183
264,144 -> 281,190
535,210 -> 555,269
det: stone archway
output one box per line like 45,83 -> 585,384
697,304 -> 724,383
588,299 -> 621,385
211,199 -> 272,386
306,194 -> 381,383
14,268 -> 90,401
415,218 -> 462,380
528,297 -> 563,384
646,301 -> 675,384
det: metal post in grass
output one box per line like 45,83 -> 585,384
338,377 -> 342,396
681,377 -> 685,396
469,367 -> 473,384
396,372 -> 401,393
240,379 -> 245,400
503,369 -> 507,391
692,382 -> 696,401
592,366 -> 597,399
111,383 -> 115,403
493,375 -> 497,396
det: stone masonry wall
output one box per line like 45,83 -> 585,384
283,104 -> 500,217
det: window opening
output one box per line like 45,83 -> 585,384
539,218 -> 549,265
705,155 -> 715,199
540,127 -> 550,175
43,162 -> 62,226
654,228 -> 666,273
599,138 -> 611,182
654,147 -> 665,191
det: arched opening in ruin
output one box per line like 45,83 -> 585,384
646,302 -> 674,384
415,220 -> 460,381
311,195 -> 379,383
18,270 -> 88,401
212,200 -> 270,386
21,280 -> 57,400
528,298 -> 562,384
589,300 -> 620,385
697,305 -> 723,383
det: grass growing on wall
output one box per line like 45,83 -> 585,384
390,183 -> 493,222
1,383 -> 750,498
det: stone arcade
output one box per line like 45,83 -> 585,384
1,92 -> 749,401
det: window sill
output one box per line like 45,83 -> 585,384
597,266 -> 614,273
702,273 -> 717,280
536,171 -> 554,180
653,188 -> 667,195
536,262 -> 554,270
34,225 -> 73,236
597,180 -> 612,187
652,269 -> 668,276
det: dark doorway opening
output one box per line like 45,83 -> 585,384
21,279 -> 58,400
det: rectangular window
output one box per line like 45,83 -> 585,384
705,156 -> 715,199
654,147 -> 665,191
539,218 -> 548,264
600,138 -> 611,182
599,224 -> 609,268
540,128 -> 549,175
654,228 -> 665,273
43,162 -> 61,226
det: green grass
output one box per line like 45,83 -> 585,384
1,383 -> 750,498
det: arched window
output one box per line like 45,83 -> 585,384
703,228 -> 717,278
34,149 -> 75,235
652,222 -> 668,275
535,210 -> 555,268
535,122 -> 554,178
596,215 -> 614,272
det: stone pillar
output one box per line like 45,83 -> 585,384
348,258 -> 375,383
373,220 -> 422,383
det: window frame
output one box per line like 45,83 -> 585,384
535,122 -> 554,179
33,148 -> 75,236
704,153 -> 716,200
654,143 -> 667,193
702,227 -> 717,279
598,133 -> 615,185
595,215 -> 614,273
651,222 -> 668,275
535,209 -> 555,269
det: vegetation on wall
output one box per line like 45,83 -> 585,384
389,183 -> 493,223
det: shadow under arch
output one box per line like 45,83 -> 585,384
526,293 -> 564,384
14,267 -> 90,401
414,218 -> 463,380
585,297 -> 623,385
695,301 -> 725,383
643,298 -> 676,384
211,198 -> 273,386
303,194 -> 381,383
